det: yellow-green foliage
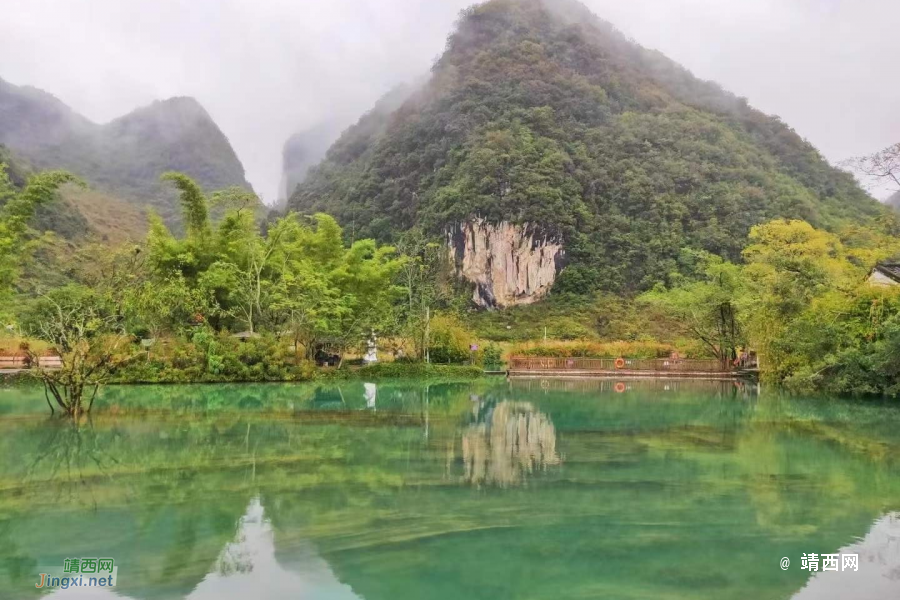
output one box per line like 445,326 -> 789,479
465,293 -> 685,343
741,220 -> 880,383
511,340 -> 679,359
428,313 -> 474,364
0,336 -> 50,356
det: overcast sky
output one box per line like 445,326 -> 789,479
1,0 -> 898,202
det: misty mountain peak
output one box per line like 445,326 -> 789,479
0,76 -> 94,152
289,0 -> 880,293
107,95 -> 227,146
117,96 -> 210,122
0,79 -> 251,226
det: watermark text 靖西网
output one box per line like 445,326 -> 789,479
35,558 -> 117,589
780,553 -> 859,572
801,553 -> 858,572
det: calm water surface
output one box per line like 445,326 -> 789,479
0,378 -> 898,600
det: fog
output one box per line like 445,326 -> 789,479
1,0 -> 898,202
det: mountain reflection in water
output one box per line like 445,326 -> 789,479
461,400 -> 560,487
791,513 -> 900,600
43,498 -> 361,600
0,378 -> 898,600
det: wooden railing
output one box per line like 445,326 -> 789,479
0,356 -> 25,369
0,356 -> 62,370
508,356 -> 731,373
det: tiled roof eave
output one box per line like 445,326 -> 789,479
874,264 -> 900,283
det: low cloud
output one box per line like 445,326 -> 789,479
1,0 -> 897,202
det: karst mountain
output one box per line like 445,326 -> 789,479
288,0 -> 882,305
0,76 -> 251,234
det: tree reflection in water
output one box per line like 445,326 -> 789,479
461,400 -> 561,487
24,418 -> 123,509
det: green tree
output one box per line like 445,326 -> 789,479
393,229 -> 452,360
146,173 -> 220,283
0,165 -> 76,315
268,214 -> 405,363
128,273 -> 213,340
161,171 -> 211,239
640,250 -> 744,364
740,220 -> 856,378
144,175 -> 406,363
202,210 -> 293,334
21,285 -> 134,417
269,215 -> 347,359
328,238 -> 406,362
738,219 -> 900,394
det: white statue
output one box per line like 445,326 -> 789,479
363,330 -> 378,365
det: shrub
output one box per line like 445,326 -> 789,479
111,332 -> 316,383
428,314 -> 474,364
482,344 -> 504,367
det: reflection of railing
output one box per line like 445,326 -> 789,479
510,377 -> 755,397
509,356 -> 731,373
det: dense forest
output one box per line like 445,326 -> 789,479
289,0 -> 885,293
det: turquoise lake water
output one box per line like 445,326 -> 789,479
0,378 -> 898,599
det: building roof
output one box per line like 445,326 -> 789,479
231,331 -> 262,339
873,263 -> 900,284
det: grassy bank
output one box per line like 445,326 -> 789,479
3,363 -> 488,386
322,363 -> 486,381
105,361 -> 487,385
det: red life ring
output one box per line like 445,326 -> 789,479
614,357 -> 626,370
614,382 -> 627,394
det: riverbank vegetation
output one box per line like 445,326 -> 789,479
0,166 -> 491,410
3,0 -> 900,412
510,340 -> 680,360
3,156 -> 900,409
643,219 -> 900,395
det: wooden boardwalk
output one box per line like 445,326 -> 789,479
507,356 -> 750,380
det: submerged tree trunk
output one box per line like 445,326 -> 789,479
29,346 -> 119,418
41,377 -> 85,417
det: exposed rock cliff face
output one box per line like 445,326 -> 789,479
447,220 -> 564,308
